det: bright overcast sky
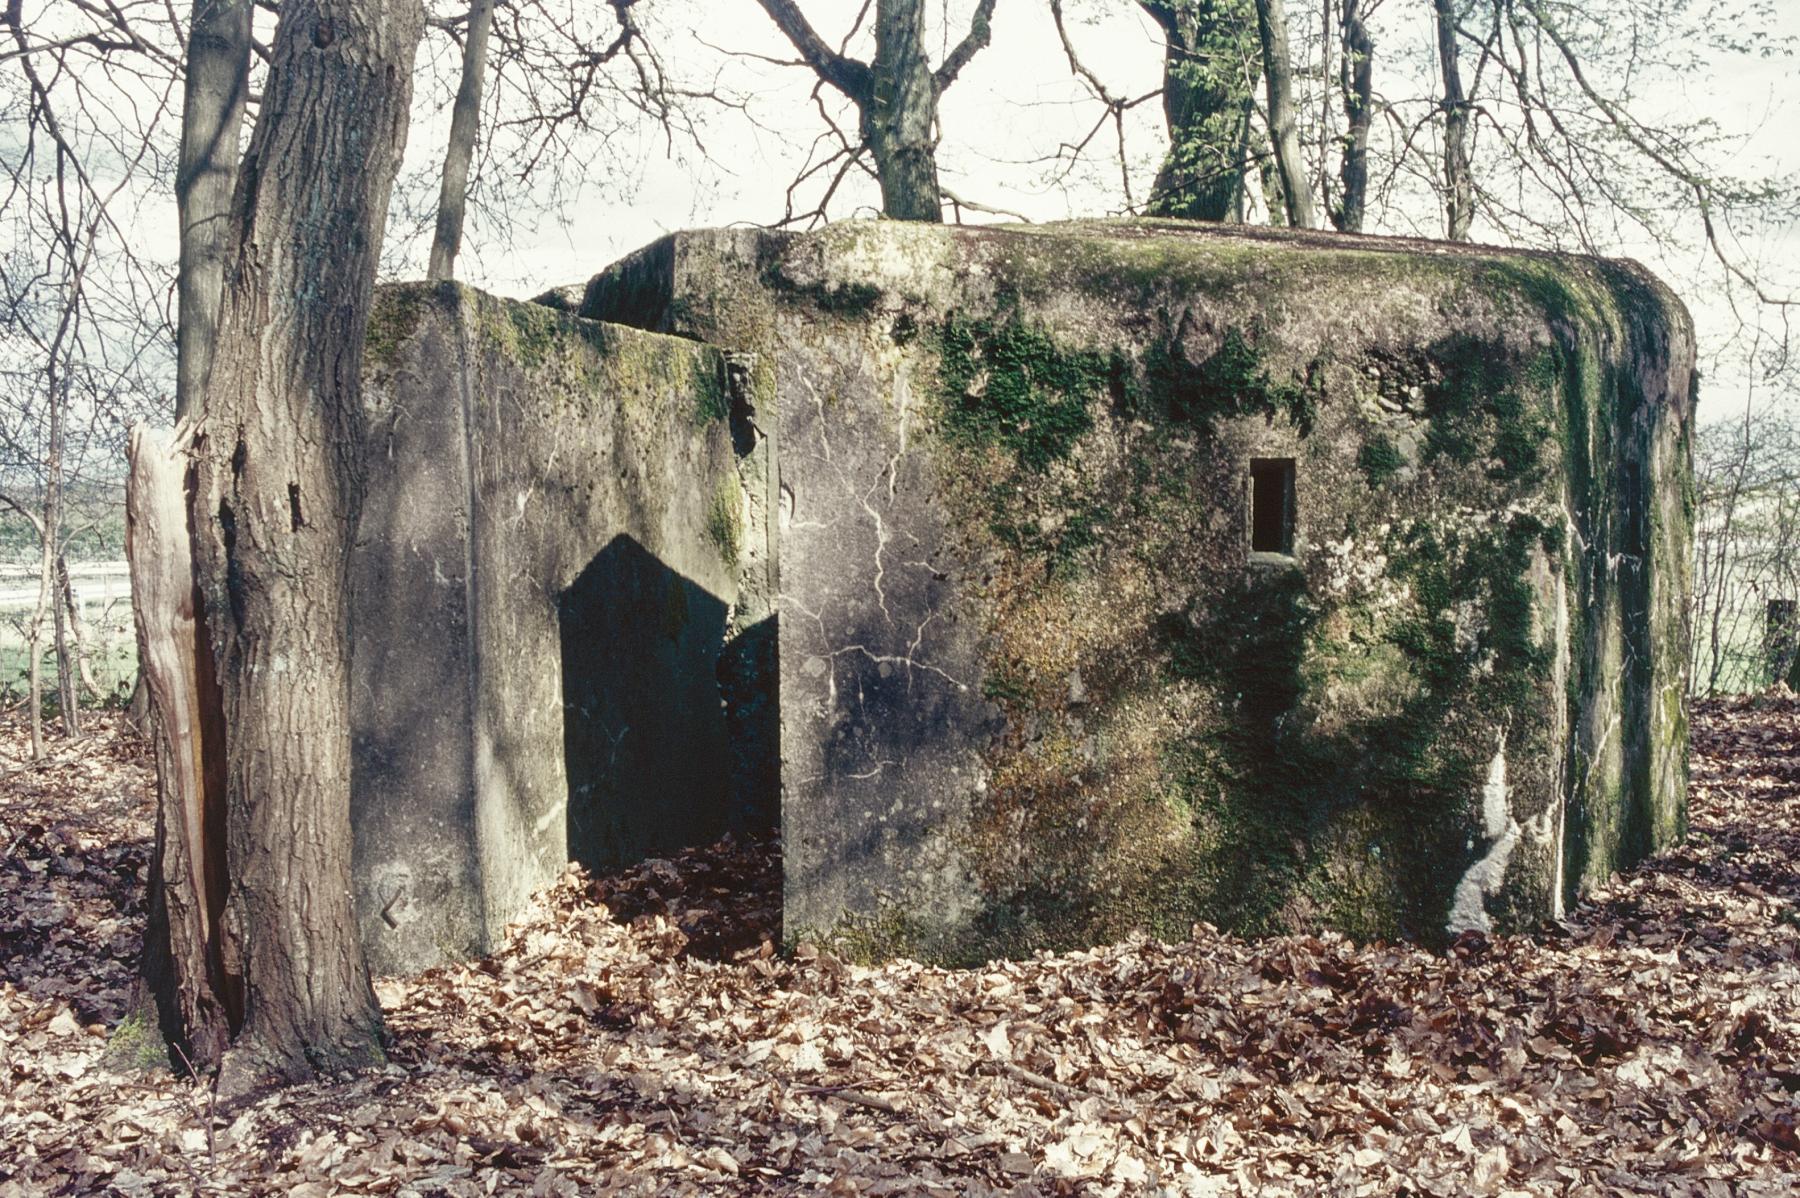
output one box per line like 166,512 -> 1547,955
413,0 -> 1798,421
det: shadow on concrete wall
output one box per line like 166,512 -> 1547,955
559,535 -> 778,874
717,612 -> 779,841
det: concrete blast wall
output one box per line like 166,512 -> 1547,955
350,284 -> 770,976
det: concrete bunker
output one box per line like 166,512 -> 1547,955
349,220 -> 1695,974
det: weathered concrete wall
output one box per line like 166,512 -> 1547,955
351,283 -> 754,975
584,219 -> 1695,959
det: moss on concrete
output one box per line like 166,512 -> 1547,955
1357,433 -> 1404,487
694,359 -> 731,427
933,317 -> 1115,472
366,283 -> 435,368
1141,327 -> 1319,435
705,477 -> 741,566
573,220 -> 1692,960
919,287 -> 1577,951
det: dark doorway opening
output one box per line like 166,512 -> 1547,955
559,535 -> 730,872
1250,458 -> 1297,555
557,534 -> 781,958
557,534 -> 779,879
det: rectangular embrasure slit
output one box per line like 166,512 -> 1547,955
1250,458 -> 1296,555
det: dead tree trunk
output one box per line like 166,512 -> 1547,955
50,558 -> 79,736
1,495 -> 48,756
1252,0 -> 1316,228
185,0 -> 423,1095
26,529 -> 47,758
129,427 -> 236,1069
175,0 -> 251,422
137,0 -> 250,1066
1434,0 -> 1474,240
426,0 -> 495,281
42,359 -> 77,741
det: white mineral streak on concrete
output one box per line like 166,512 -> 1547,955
1447,733 -> 1523,934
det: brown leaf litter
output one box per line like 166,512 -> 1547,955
1,699 -> 1796,1196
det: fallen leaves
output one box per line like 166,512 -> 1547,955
1,698 -> 1797,1195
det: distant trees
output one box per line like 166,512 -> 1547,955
427,0 -> 496,282
1053,0 -> 1796,287
384,0 -> 688,280
1,0 -> 179,751
1134,0 -> 1259,221
1250,0 -> 1313,227
1691,386 -> 1800,695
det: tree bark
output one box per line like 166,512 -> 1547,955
129,427 -> 236,1070
126,671 -> 152,736
1434,0 -> 1473,240
147,0 -> 248,1060
1334,0 -> 1372,232
185,0 -> 423,1095
175,0 -> 252,422
1141,0 -> 1260,221
865,0 -> 942,221
50,551 -> 80,738
753,0 -> 994,223
1252,0 -> 1316,228
26,540 -> 46,758
426,0 -> 495,281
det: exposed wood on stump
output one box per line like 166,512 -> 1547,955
127,426 -> 236,1068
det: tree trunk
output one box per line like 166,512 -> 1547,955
26,553 -> 45,759
129,427 -> 236,1070
41,361 -> 76,741
426,0 -> 495,281
126,671 -> 152,735
753,0 -> 993,223
175,0 -> 252,422
185,0 -> 423,1095
1141,0 -> 1260,221
1434,0 -> 1474,240
1334,0 -> 1372,232
1252,0 -> 1316,228
149,0 -> 248,1056
56,557 -> 105,703
865,0 -> 942,221
50,553 -> 79,739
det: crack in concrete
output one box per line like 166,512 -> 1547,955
831,641 -> 970,693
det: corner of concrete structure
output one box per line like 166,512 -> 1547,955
354,282 -> 486,976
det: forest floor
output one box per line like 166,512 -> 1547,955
1,702 -> 1797,1198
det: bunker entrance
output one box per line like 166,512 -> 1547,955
557,535 -> 779,878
